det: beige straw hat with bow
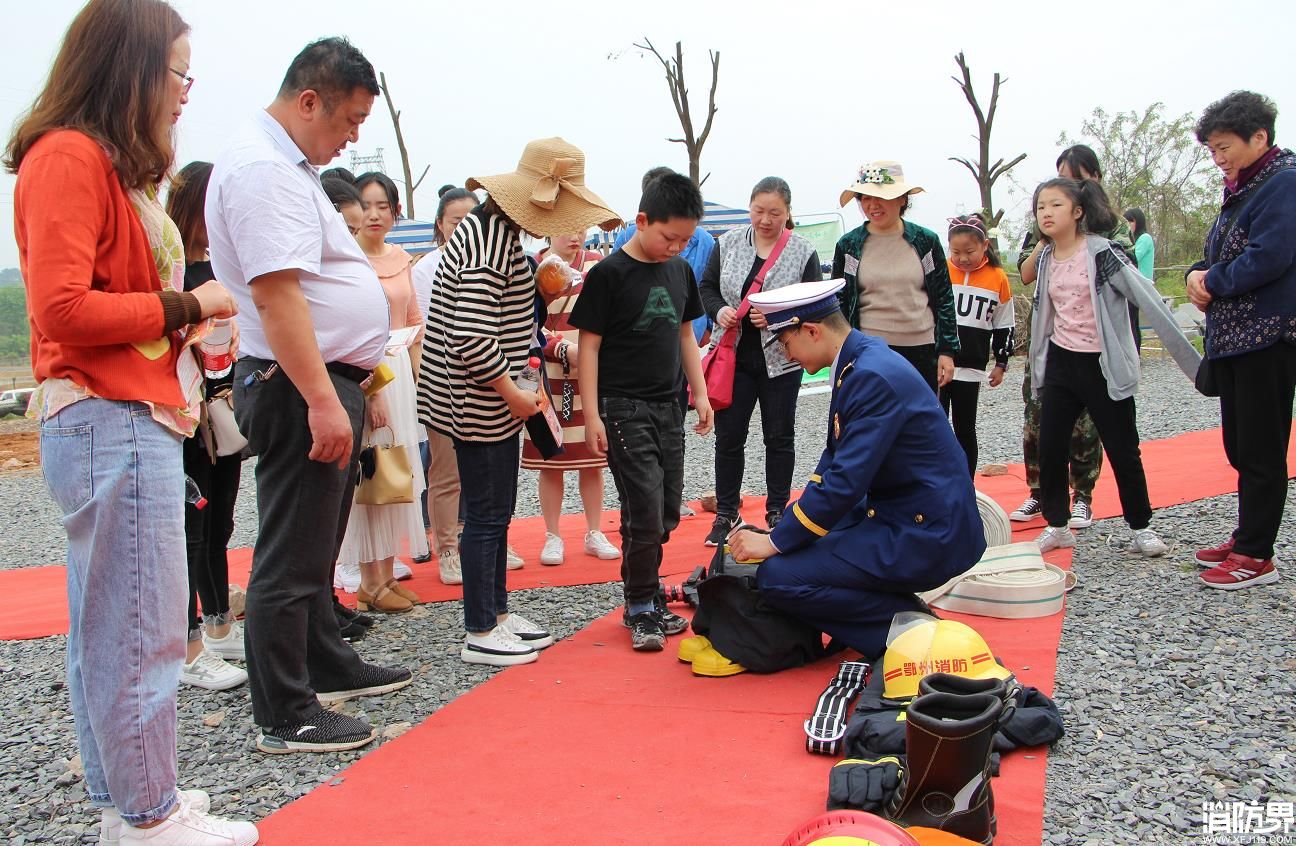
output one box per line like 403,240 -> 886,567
466,137 -> 622,238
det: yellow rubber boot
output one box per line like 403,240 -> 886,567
676,635 -> 712,664
691,645 -> 747,677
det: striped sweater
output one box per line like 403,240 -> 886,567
417,205 -> 536,441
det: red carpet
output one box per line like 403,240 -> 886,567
1,425 -> 1290,643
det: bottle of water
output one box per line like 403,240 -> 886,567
199,318 -> 233,379
185,476 -> 208,510
516,356 -> 543,394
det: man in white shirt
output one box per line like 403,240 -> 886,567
207,37 -> 411,755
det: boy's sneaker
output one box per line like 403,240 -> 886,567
462,628 -> 537,666
627,612 -> 666,652
393,561 -> 414,581
1200,554 -> 1279,591
623,606 -> 690,637
101,790 -> 211,844
1068,499 -> 1093,529
338,620 -> 366,643
499,612 -> 554,649
179,651 -> 247,691
1195,536 -> 1235,568
257,708 -> 375,755
332,562 -> 360,593
1129,528 -> 1168,558
201,621 -> 244,662
766,509 -> 783,529
584,530 -> 621,560
438,548 -> 463,584
539,533 -> 565,566
680,504 -> 696,518
705,515 -> 739,548
118,802 -> 258,845
505,545 -> 524,570
1010,496 -> 1042,522
1035,525 -> 1076,552
315,663 -> 413,705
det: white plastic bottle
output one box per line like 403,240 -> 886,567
516,356 -> 542,394
200,318 -> 233,379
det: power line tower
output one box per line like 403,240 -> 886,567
349,147 -> 387,174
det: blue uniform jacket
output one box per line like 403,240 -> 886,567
768,330 -> 985,591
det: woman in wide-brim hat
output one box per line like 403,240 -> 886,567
831,159 -> 959,391
417,137 -> 620,668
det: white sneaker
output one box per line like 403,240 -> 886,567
201,621 -> 244,662
101,791 -> 211,845
499,612 -> 555,649
1035,525 -> 1076,553
119,801 -> 258,845
461,627 -> 537,666
1130,528 -> 1168,557
180,651 -> 247,691
438,549 -> 463,585
539,533 -> 565,566
505,545 -> 524,570
393,561 -> 413,581
583,530 -> 621,560
332,561 -> 360,593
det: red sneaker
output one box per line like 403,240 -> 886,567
1199,553 -> 1280,591
1194,536 -> 1235,568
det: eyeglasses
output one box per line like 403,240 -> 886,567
169,67 -> 194,94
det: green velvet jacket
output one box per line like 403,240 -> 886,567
832,220 -> 959,356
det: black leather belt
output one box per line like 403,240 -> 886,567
325,362 -> 372,384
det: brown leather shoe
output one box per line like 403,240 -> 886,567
357,582 -> 413,614
385,578 -> 420,605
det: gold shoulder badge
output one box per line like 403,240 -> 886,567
833,413 -> 841,439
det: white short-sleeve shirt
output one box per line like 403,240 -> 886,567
205,111 -> 389,369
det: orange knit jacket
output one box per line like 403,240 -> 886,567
15,130 -> 185,407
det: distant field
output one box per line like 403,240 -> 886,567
0,362 -> 35,392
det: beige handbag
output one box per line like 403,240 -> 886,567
204,387 -> 247,457
355,426 -> 414,506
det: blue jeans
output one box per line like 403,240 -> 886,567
453,434 -> 520,632
41,398 -> 185,825
601,397 -> 684,607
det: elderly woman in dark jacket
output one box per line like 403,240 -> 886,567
1187,90 -> 1296,591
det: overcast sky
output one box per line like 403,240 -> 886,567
2,0 -> 1292,269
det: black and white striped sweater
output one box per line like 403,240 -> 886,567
417,206 -> 536,441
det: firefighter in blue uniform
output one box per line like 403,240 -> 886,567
726,279 -> 986,661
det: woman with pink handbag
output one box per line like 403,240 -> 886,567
699,177 -> 822,546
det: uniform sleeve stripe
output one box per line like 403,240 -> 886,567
808,474 -> 822,484
793,503 -> 829,537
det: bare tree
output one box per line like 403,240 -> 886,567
631,38 -> 719,187
379,71 -> 430,218
948,52 -> 1027,231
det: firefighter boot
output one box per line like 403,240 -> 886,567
885,691 -> 1001,845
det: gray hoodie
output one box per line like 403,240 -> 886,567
1029,234 -> 1200,400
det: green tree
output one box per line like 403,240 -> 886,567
1058,103 -> 1217,270
0,285 -> 30,358
0,267 -> 22,286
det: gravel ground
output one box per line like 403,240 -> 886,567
2,356 -> 1291,844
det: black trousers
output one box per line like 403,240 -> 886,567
713,356 -> 801,518
1216,342 -> 1296,560
232,358 -> 368,728
889,343 -> 938,393
939,379 -> 981,477
182,435 -> 242,633
601,397 -> 684,607
1039,343 -> 1151,530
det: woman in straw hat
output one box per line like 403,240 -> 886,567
417,137 -> 621,667
832,161 -> 959,391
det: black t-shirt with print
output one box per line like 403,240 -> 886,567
568,250 -> 704,403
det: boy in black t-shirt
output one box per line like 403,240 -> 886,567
569,173 -> 714,652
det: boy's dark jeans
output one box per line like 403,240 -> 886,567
453,434 -> 520,632
601,397 -> 684,607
